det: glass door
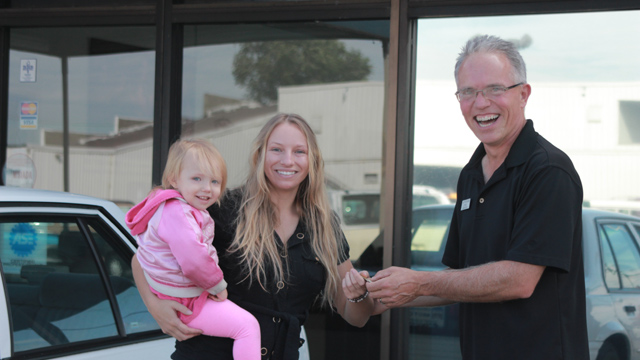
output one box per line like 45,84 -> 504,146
6,26 -> 155,205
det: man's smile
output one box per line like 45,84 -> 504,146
475,114 -> 499,127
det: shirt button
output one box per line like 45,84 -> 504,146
297,233 -> 304,239
261,347 -> 268,356
479,198 -> 485,204
277,281 -> 285,290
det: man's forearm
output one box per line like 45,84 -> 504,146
424,261 -> 544,303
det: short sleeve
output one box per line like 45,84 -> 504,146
507,166 -> 582,272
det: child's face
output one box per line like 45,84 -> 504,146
170,151 -> 221,211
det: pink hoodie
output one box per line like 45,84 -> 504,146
126,189 -> 227,298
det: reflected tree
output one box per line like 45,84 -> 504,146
232,40 -> 371,105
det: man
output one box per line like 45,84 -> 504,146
367,35 -> 588,359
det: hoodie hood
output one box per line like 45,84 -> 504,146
126,189 -> 182,235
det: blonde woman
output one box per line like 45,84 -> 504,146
132,114 -> 374,360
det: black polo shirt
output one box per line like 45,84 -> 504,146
442,120 -> 588,359
172,188 -> 350,360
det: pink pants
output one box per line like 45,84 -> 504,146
154,289 -> 261,360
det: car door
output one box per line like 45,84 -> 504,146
0,205 -> 172,359
598,220 -> 640,356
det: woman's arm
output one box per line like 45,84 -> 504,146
335,261 -> 374,328
131,254 -> 203,340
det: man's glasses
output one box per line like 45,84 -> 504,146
455,83 -> 524,102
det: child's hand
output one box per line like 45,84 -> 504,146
209,289 -> 228,302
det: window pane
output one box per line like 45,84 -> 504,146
86,220 -> 160,335
414,9 -> 640,359
600,225 -> 621,290
602,224 -> 640,289
182,21 -> 389,360
11,0 -> 155,7
6,27 -> 155,204
180,0 -> 387,3
1,218 -> 118,352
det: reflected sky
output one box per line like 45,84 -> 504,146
417,10 -> 640,83
413,10 -> 640,203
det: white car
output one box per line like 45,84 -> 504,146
0,186 -> 174,359
329,187 -> 450,260
357,204 -> 640,360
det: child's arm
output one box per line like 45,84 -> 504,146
159,200 -> 227,294
132,254 -> 204,340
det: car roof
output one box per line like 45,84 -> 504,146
414,203 -> 455,211
413,203 -> 640,222
1,186 -> 114,206
0,186 -> 129,228
582,207 -> 640,222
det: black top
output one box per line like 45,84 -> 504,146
442,120 -> 589,360
172,188 -> 349,360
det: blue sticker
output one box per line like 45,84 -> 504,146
10,223 -> 38,257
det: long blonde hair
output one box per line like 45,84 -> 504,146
230,113 -> 344,307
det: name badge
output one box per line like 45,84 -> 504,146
461,198 -> 471,211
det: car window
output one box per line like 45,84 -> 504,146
412,195 -> 440,208
600,223 -> 640,290
84,219 -> 160,335
0,214 -> 159,355
342,195 -> 380,225
599,226 -> 621,290
410,207 -> 453,269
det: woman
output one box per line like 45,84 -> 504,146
132,113 -> 374,360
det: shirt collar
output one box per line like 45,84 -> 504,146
504,119 -> 537,169
467,119 -> 537,170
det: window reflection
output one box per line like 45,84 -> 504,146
7,27 -> 156,203
414,10 -> 640,359
1,218 -> 117,352
181,21 -> 389,360
602,224 -> 640,289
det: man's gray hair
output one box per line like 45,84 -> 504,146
454,35 -> 527,85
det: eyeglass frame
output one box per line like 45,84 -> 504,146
455,82 -> 524,102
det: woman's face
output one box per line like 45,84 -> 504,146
264,122 -> 310,194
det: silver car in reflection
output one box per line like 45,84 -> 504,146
358,204 -> 640,360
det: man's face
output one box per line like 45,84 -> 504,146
456,51 -> 531,151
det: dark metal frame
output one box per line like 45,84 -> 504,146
1,1 -> 639,359
0,27 -> 7,186
153,0 -> 184,186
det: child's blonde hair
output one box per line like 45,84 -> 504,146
161,138 -> 227,201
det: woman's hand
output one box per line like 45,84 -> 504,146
342,268 -> 370,301
336,263 -> 375,328
149,297 -> 203,341
131,254 -> 203,341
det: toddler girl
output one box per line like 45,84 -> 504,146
126,138 -> 260,360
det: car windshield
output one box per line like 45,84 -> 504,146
342,194 -> 380,225
410,206 -> 454,270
